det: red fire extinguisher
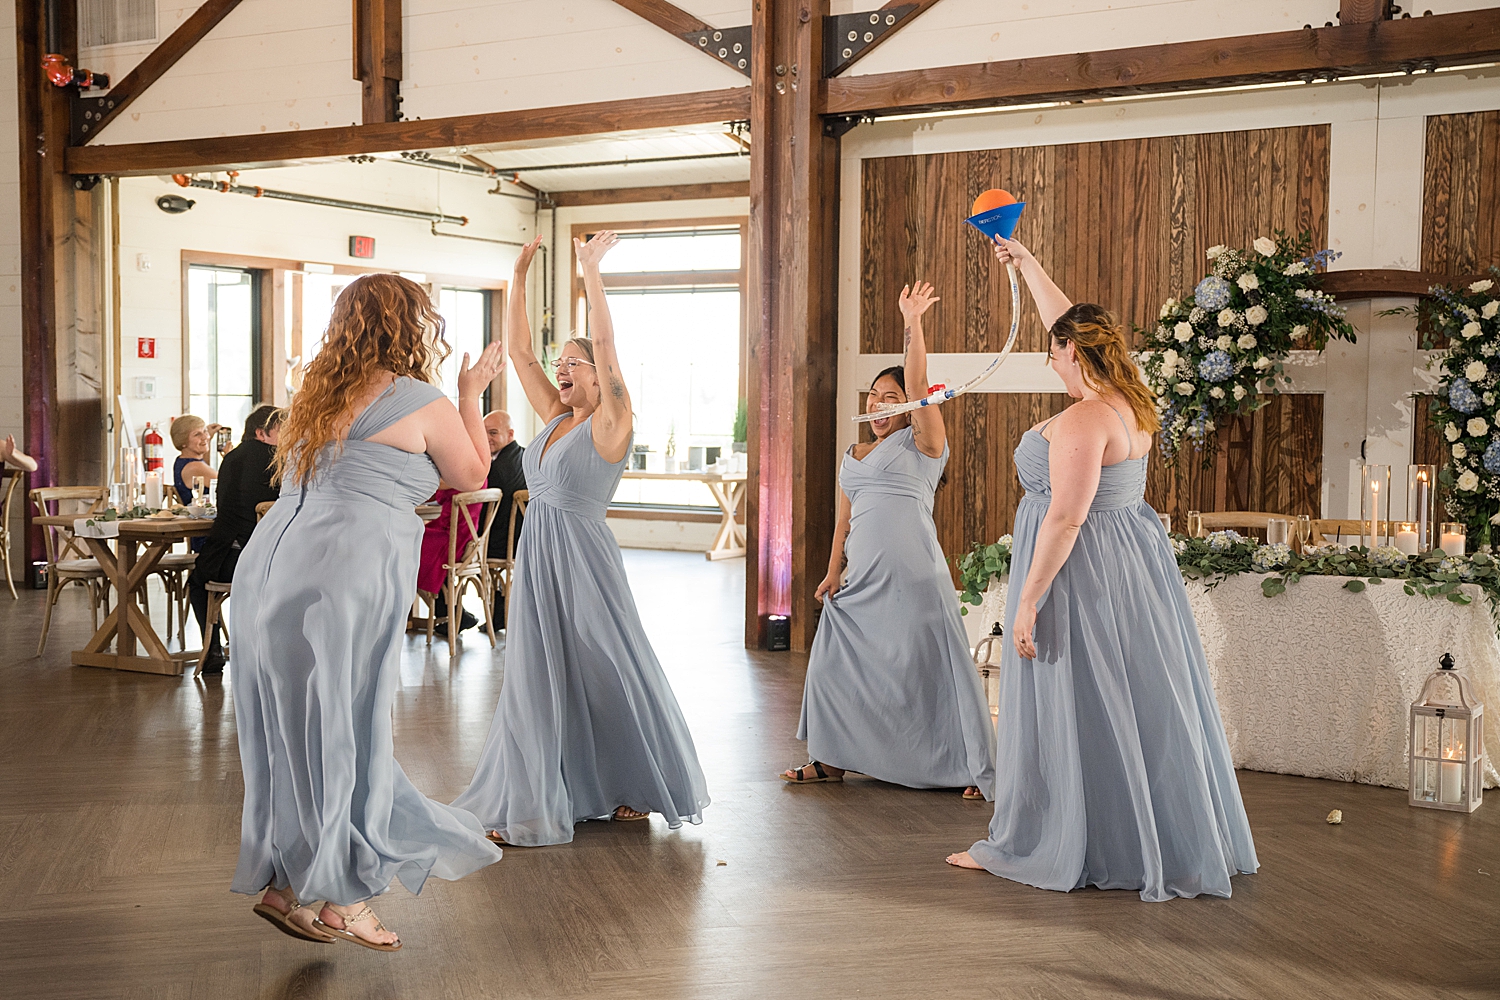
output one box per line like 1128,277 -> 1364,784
142,423 -> 164,472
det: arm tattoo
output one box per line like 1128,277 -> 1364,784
609,368 -> 626,400
903,326 -> 912,351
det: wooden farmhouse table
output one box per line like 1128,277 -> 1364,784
36,513 -> 213,676
620,470 -> 747,560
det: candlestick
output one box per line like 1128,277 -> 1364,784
1369,480 -> 1380,549
1417,470 -> 1430,552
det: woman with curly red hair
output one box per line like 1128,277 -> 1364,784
230,273 -> 505,949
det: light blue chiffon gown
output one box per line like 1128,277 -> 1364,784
230,377 -> 503,905
969,412 -> 1258,901
798,427 -> 996,794
453,413 -> 710,846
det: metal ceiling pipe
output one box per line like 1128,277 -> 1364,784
378,154 -> 540,202
484,151 -> 746,174
428,222 -> 527,248
171,174 -> 468,226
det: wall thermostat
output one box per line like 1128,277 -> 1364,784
133,376 -> 158,400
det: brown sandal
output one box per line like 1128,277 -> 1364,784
253,893 -> 336,944
613,806 -> 650,821
962,786 -> 985,800
313,904 -> 402,952
780,761 -> 843,783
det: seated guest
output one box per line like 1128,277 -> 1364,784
484,409 -> 527,625
0,434 -> 38,472
421,484 -> 481,636
170,414 -> 229,503
188,405 -> 282,674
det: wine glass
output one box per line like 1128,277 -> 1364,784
192,476 -> 207,505
1296,514 -> 1312,553
1186,510 -> 1203,538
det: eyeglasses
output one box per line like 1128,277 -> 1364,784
552,358 -> 596,373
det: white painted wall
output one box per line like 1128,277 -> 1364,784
836,67 -> 1500,522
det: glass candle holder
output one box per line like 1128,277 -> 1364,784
1361,464 -> 1392,549
1439,522 -> 1467,557
1407,464 -> 1438,553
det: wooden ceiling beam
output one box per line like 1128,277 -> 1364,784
1339,0 -> 1390,25
608,0 -> 751,77
549,181 -> 749,206
354,0 -> 404,124
75,0 -> 243,144
1320,268 -> 1484,300
823,9 -> 1500,118
64,87 -> 751,177
608,0 -> 708,37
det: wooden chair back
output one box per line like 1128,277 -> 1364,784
1196,511 -> 1308,543
507,489 -> 529,563
1311,519 -> 1370,546
449,488 -> 503,578
30,486 -> 107,566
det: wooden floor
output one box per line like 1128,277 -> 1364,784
2,551 -> 1497,1000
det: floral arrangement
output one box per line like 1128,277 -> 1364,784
1137,232 -> 1357,464
1399,269 -> 1500,549
956,534 -> 1012,613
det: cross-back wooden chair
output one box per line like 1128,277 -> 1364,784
0,469 -> 22,599
1195,511 -> 1288,542
31,486 -> 110,655
486,489 -> 528,633
418,488 -> 502,654
1311,519 -> 1378,547
199,500 -> 278,676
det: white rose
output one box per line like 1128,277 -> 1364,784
1254,237 -> 1278,257
1159,298 -> 1178,319
1291,324 -> 1309,341
1488,393 -> 1497,405
1469,417 -> 1489,436
1174,321 -> 1194,342
1237,273 -> 1260,292
1463,321 -> 1482,339
1484,300 -> 1499,320
1254,356 -> 1273,371
1283,261 -> 1309,276
1209,386 -> 1225,399
1461,305 -> 1479,321
1237,333 -> 1257,350
1233,384 -> 1247,400
1206,245 -> 1227,260
1217,309 -> 1237,328
1466,360 -> 1488,381
1454,442 -> 1468,459
1203,419 -> 1215,432
1175,382 -> 1195,395
1161,348 -> 1178,366
1213,335 -> 1231,350
1458,469 -> 1481,492
1470,279 -> 1494,294
1295,288 -> 1313,299
1446,423 -> 1462,442
1245,305 -> 1268,326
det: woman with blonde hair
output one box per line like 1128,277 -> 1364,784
230,273 -> 504,949
454,232 -> 709,846
947,237 -> 1257,901
168,414 -> 225,506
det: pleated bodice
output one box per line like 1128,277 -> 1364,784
1015,427 -> 1148,512
522,413 -> 626,521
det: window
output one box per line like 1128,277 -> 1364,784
436,287 -> 491,407
579,225 -> 744,508
186,266 -> 260,434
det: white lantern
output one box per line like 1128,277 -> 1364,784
972,623 -> 1002,720
1409,653 -> 1484,813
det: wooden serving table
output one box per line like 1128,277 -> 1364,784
620,470 -> 747,560
36,514 -> 214,676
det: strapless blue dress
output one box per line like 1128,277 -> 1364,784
968,415 -> 1258,901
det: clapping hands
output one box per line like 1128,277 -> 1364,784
457,341 -> 507,400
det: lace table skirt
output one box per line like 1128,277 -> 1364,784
963,574 -> 1500,790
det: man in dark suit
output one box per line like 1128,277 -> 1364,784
484,409 -> 526,627
189,404 -> 282,674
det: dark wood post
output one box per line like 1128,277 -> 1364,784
355,0 -> 403,124
746,0 -> 839,650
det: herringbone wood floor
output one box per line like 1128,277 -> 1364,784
1,550 -> 1496,1000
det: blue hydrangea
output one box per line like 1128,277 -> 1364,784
1194,275 -> 1233,311
1207,529 -> 1246,552
1198,350 -> 1233,382
1450,377 -> 1483,414
1485,438 -> 1500,474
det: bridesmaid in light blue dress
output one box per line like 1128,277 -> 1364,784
454,233 -> 709,846
232,274 -> 506,949
782,281 -> 995,799
948,238 -> 1257,901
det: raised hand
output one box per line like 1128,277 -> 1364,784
0,434 -> 14,464
457,341 -> 507,400
574,231 -> 619,270
991,235 -> 1034,270
513,236 -> 542,277
899,281 -> 940,320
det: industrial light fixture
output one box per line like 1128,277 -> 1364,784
155,194 -> 195,214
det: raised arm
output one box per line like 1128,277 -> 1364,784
420,342 -> 507,492
1009,403 -> 1110,661
992,237 -> 1072,332
815,487 -> 853,604
508,237 -> 566,423
1,434 -> 38,472
899,281 -> 945,459
575,231 -> 633,464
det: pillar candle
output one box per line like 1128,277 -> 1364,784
1440,529 -> 1466,556
144,471 -> 162,509
1440,759 -> 1464,804
1395,528 -> 1419,556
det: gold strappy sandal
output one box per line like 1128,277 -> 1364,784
252,892 -> 337,944
313,904 -> 402,952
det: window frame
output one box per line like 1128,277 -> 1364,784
182,263 -> 263,427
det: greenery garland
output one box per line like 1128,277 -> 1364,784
1137,231 -> 1356,466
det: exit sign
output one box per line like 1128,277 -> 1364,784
349,235 -> 376,259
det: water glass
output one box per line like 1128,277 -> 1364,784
192,476 -> 207,504
1157,513 -> 1171,535
1266,518 -> 1290,546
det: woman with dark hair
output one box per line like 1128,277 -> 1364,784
947,238 -> 1257,901
454,233 -> 709,846
230,273 -> 505,949
781,281 -> 995,800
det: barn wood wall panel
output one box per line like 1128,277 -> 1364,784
859,127 -> 1329,574
1423,110 -> 1500,277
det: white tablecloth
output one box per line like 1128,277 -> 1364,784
962,574 -> 1500,790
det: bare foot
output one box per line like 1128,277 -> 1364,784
613,805 -> 650,821
962,786 -> 983,799
780,762 -> 845,781
261,886 -> 332,940
318,903 -> 401,949
945,851 -> 985,869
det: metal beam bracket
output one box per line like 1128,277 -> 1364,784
71,92 -> 121,146
822,114 -> 866,139
681,25 -> 752,77
825,5 -> 918,77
